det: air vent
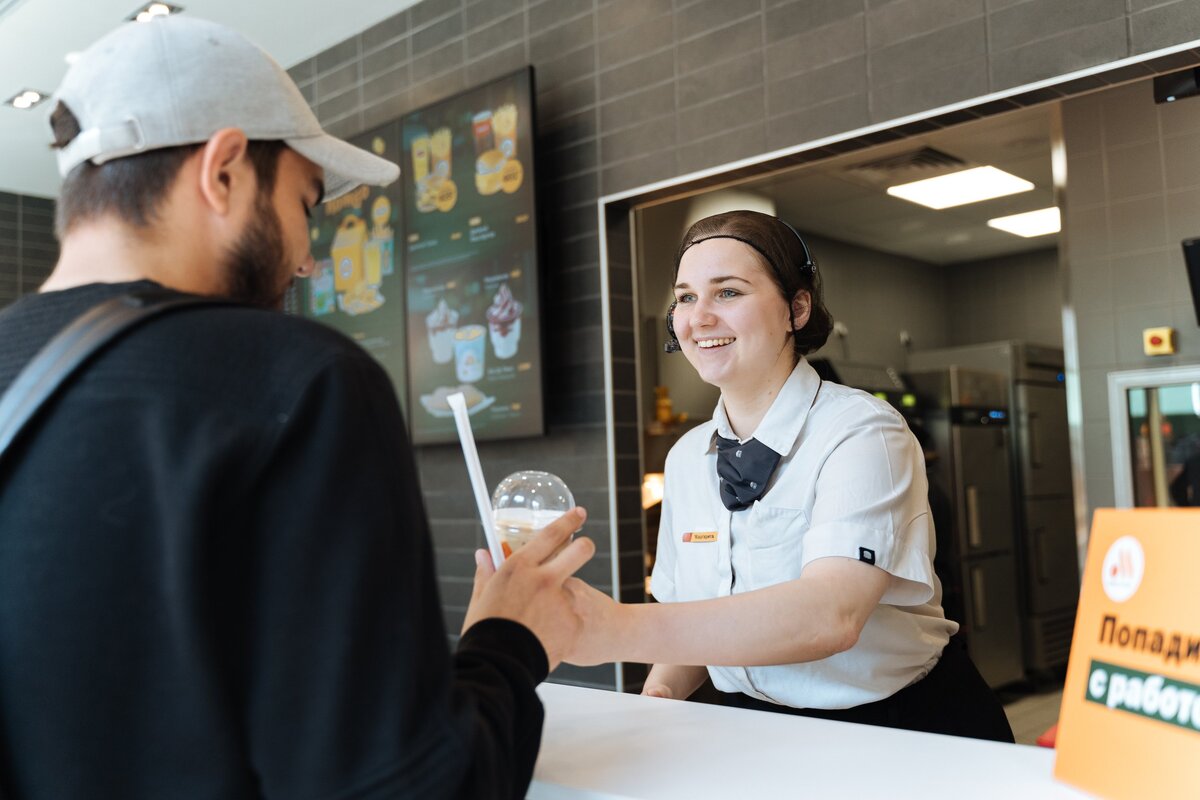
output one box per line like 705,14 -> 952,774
843,147 -> 967,188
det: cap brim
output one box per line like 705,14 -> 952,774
286,133 -> 400,200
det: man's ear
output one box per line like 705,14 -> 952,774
791,289 -> 812,331
197,128 -> 252,216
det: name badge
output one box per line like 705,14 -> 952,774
682,531 -> 718,543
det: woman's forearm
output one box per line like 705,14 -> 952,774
643,663 -> 708,699
608,560 -> 889,667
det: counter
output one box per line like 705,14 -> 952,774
529,684 -> 1095,799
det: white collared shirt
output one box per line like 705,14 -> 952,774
651,358 -> 958,710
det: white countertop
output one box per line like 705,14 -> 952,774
529,684 -> 1097,800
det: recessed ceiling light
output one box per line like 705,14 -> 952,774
886,166 -> 1035,210
987,207 -> 1061,238
6,89 -> 49,110
127,2 -> 183,23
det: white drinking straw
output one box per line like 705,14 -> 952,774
447,392 -> 506,569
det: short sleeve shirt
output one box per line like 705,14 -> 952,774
650,358 -> 958,710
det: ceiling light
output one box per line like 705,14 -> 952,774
988,207 -> 1061,238
6,89 -> 49,110
886,166 -> 1034,209
127,1 -> 182,22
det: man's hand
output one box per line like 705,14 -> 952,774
462,507 -> 595,670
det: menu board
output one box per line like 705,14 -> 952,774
402,67 -> 544,445
294,120 -> 407,414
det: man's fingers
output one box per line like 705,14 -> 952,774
513,507 -> 586,564
546,534 -> 595,579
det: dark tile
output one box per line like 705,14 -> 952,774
679,51 -> 763,109
765,0 -> 866,44
600,50 -> 674,99
467,9 -> 525,59
362,11 -> 411,51
467,0 -> 521,30
597,13 -> 673,68
316,61 -> 361,101
361,91 -> 412,130
677,17 -> 762,74
990,19 -> 1128,91
989,0 -> 1124,54
316,86 -> 362,124
765,14 -> 864,79
676,0 -> 761,42
599,82 -> 675,131
287,58 -> 316,84
466,42 -> 528,86
413,12 -> 464,57
1128,1 -> 1200,56
676,121 -> 768,174
600,115 -> 676,163
412,40 -> 465,83
324,112 -> 365,140
676,87 -> 765,141
539,108 -> 599,150
537,75 -> 598,125
531,0 -> 592,30
360,63 -> 409,107
766,93 -> 870,150
537,45 -> 596,91
412,0 -> 462,29
530,14 -> 596,63
870,17 -> 986,79
363,37 -> 410,81
315,35 -> 361,74
598,0 -> 674,36
602,150 -> 679,194
869,0 -> 984,48
410,71 -> 468,109
767,55 -> 866,114
545,139 -> 599,178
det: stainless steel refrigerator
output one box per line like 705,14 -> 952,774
907,368 -> 1026,689
910,342 -> 1080,678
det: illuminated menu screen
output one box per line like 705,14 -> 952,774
295,120 -> 407,415
401,67 -> 544,445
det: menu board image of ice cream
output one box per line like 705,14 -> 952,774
402,67 -> 544,444
295,120 -> 409,415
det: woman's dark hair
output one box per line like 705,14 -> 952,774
50,102 -> 285,239
674,209 -> 834,356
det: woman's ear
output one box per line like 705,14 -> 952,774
790,289 -> 812,331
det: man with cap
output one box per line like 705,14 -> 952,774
0,16 -> 593,799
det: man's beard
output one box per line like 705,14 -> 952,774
222,189 -> 290,310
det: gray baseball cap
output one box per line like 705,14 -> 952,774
52,16 -> 399,200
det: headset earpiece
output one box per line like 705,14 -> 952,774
664,301 -> 681,353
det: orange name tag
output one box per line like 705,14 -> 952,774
682,531 -> 718,543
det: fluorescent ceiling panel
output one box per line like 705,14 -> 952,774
886,165 -> 1034,209
987,206 -> 1061,237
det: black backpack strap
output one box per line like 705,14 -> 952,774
0,289 -> 231,466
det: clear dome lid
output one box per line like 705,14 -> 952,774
492,470 -> 574,517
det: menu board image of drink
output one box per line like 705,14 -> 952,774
402,67 -> 544,445
295,120 -> 408,414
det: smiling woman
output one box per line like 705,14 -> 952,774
565,209 -> 1015,744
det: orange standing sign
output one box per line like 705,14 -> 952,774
1055,509 -> 1200,798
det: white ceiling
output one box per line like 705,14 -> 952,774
0,0 -> 421,198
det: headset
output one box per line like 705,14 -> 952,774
665,218 -> 815,353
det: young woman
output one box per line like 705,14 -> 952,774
567,210 -> 1012,741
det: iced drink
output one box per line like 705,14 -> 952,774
493,507 -> 570,558
453,324 -> 486,383
493,103 -> 517,158
486,283 -> 523,359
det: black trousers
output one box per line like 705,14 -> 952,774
723,637 -> 1015,743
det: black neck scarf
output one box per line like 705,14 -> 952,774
714,434 -> 782,511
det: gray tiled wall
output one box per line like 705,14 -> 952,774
1061,80 -> 1200,525
946,247 -> 1064,348
0,191 -> 57,308
288,0 -> 1200,690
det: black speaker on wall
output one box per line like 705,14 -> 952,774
1154,68 -> 1200,104
1182,238 -> 1200,325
